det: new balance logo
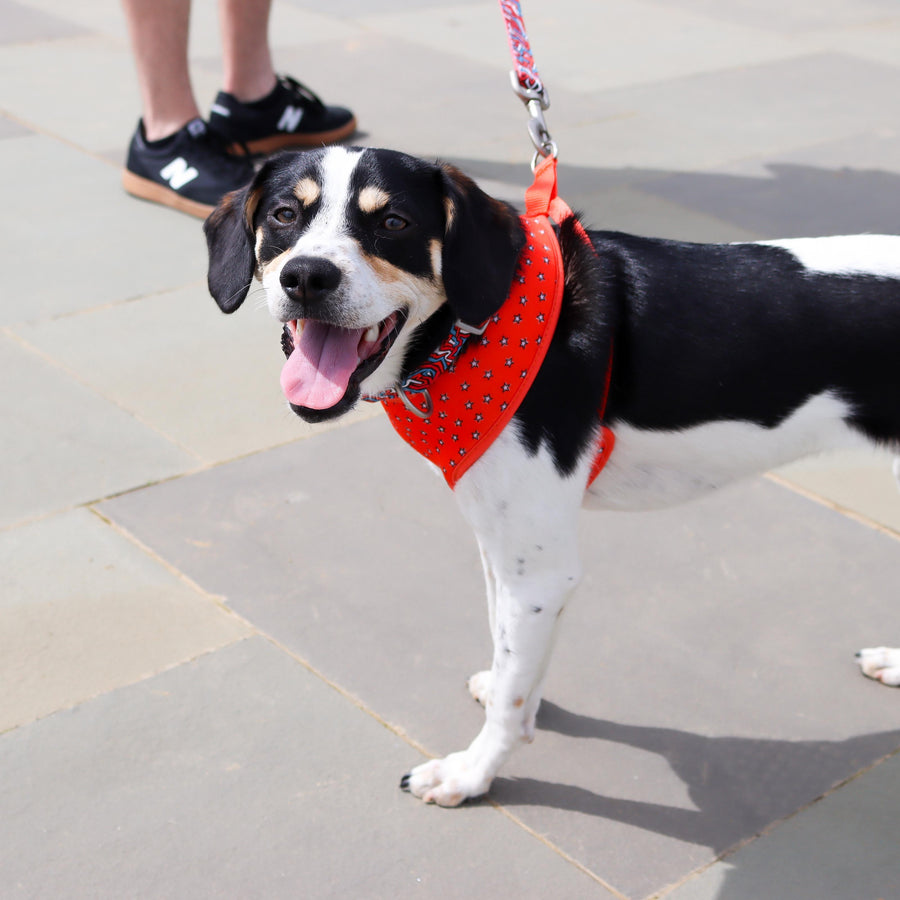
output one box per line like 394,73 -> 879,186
160,157 -> 199,190
277,105 -> 305,132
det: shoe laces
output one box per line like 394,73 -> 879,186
277,75 -> 326,112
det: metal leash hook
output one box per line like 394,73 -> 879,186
510,72 -> 558,170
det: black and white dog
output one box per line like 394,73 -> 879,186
205,146 -> 900,806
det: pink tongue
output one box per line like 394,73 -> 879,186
280,320 -> 366,409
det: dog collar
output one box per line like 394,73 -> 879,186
364,158 -> 614,490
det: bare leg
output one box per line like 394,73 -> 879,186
121,0 -> 200,140
219,0 -> 277,101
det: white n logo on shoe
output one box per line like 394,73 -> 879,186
160,157 -> 199,190
277,105 -> 304,132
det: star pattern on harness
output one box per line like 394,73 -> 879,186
381,218 -> 563,484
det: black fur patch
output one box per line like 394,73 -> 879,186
206,148 -> 900,463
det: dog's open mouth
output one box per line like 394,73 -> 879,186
280,311 -> 406,410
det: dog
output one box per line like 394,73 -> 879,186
204,146 -> 900,806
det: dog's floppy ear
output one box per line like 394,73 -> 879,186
203,179 -> 261,313
439,164 -> 525,328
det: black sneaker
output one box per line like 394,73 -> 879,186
208,75 -> 357,154
122,117 -> 255,218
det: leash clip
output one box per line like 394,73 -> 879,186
509,71 -> 558,168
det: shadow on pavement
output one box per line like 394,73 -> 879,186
444,156 -> 900,238
493,698 -> 900,858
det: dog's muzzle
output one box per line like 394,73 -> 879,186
280,311 -> 406,411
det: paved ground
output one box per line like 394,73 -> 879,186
3,1 -> 900,897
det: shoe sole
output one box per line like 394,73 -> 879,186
121,169 -> 215,219
236,116 -> 358,155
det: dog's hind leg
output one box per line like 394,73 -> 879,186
401,427 -> 589,806
467,538 -> 499,707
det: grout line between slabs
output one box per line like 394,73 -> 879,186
89,504 -> 621,893
765,471 -> 900,544
651,742 -> 900,899
0,639 -> 247,738
3,326 -> 205,464
0,105 -> 121,169
0,408 -> 381,535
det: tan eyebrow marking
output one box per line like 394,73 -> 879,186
358,185 -> 391,214
293,177 -> 321,207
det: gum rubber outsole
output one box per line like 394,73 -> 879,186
121,169 -> 215,219
235,117 -> 358,155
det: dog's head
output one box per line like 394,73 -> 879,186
204,147 -> 524,422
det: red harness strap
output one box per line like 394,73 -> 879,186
380,157 -> 615,490
526,158 -> 616,488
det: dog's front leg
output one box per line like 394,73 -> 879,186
402,430 -> 587,806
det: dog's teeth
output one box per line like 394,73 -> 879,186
364,325 -> 379,343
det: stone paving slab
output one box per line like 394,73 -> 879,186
0,334 -> 196,528
0,508 -> 250,732
0,134 -> 206,325
641,149 -> 900,238
268,31 -> 526,163
555,53 -> 900,172
0,637 -> 607,899
667,750 -> 900,900
0,35 -> 141,154
12,281 -> 380,464
0,0 -> 87,45
358,0 -> 805,94
100,414 -> 900,899
669,0 -> 898,34
0,112 -> 32,139
776,450 -> 900,535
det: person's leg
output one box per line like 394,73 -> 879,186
121,0 -> 201,141
219,0 -> 278,102
121,0 -> 254,218
210,0 -> 356,152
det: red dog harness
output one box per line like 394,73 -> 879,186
365,158 -> 614,490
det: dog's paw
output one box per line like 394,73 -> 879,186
400,752 -> 492,807
467,670 -> 492,706
856,647 -> 900,686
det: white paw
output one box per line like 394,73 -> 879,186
400,751 -> 492,807
856,647 -> 900,686
467,670 -> 492,706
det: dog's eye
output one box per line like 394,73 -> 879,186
272,207 -> 298,225
381,214 -> 409,232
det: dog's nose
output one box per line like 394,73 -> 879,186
279,257 -> 342,304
